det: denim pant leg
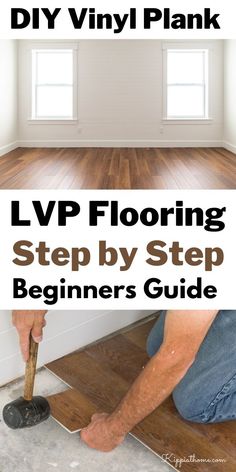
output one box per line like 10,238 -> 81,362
146,310 -> 236,424
173,310 -> 236,423
146,310 -> 167,357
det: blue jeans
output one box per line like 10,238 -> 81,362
146,310 -> 236,423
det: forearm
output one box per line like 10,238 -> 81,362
107,351 -> 193,434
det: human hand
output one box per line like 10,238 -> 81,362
12,310 -> 47,361
80,413 -> 126,452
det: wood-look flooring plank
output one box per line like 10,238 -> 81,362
46,350 -> 130,413
1,147 -> 235,189
47,388 -> 98,433
133,408 -> 236,472
85,334 -> 149,383
123,317 -> 157,350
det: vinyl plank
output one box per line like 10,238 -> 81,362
85,334 -> 149,383
123,317 -> 156,350
133,408 -> 236,472
47,388 -> 98,433
46,350 -> 130,412
1,147 -> 236,189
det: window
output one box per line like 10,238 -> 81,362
32,49 -> 77,120
164,48 -> 209,120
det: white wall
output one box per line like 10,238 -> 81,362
224,40 -> 236,154
0,310 -> 153,386
18,40 -> 224,148
0,40 -> 18,156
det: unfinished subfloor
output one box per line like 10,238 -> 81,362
45,318 -> 236,472
0,369 -> 173,472
0,147 -> 235,189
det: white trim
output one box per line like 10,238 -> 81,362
30,45 -> 78,121
162,119 -> 213,125
0,141 -> 18,157
223,141 -> 236,154
27,119 -> 78,125
26,41 -> 79,49
17,139 -> 224,148
162,44 -> 210,121
0,141 -> 227,154
162,41 -> 214,51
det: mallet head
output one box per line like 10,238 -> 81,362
3,396 -> 50,429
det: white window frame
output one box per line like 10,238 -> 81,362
29,43 -> 78,124
162,43 -> 212,124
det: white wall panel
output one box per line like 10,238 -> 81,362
224,40 -> 236,153
18,40 -> 224,147
0,310 -> 153,386
0,40 -> 18,155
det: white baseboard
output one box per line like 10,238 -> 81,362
0,141 -> 18,157
18,139 -> 223,148
0,309 -> 153,387
223,141 -> 236,154
0,139 -> 230,155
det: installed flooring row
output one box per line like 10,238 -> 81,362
0,147 -> 235,188
46,318 -> 236,472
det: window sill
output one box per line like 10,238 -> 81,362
162,118 -> 213,125
28,118 -> 78,125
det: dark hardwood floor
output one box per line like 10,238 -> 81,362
46,317 -> 236,472
0,147 -> 235,189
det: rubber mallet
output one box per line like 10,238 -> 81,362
3,336 -> 50,429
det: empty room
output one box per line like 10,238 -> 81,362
0,39 -> 236,190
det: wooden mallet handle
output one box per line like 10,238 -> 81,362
24,336 -> 39,401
